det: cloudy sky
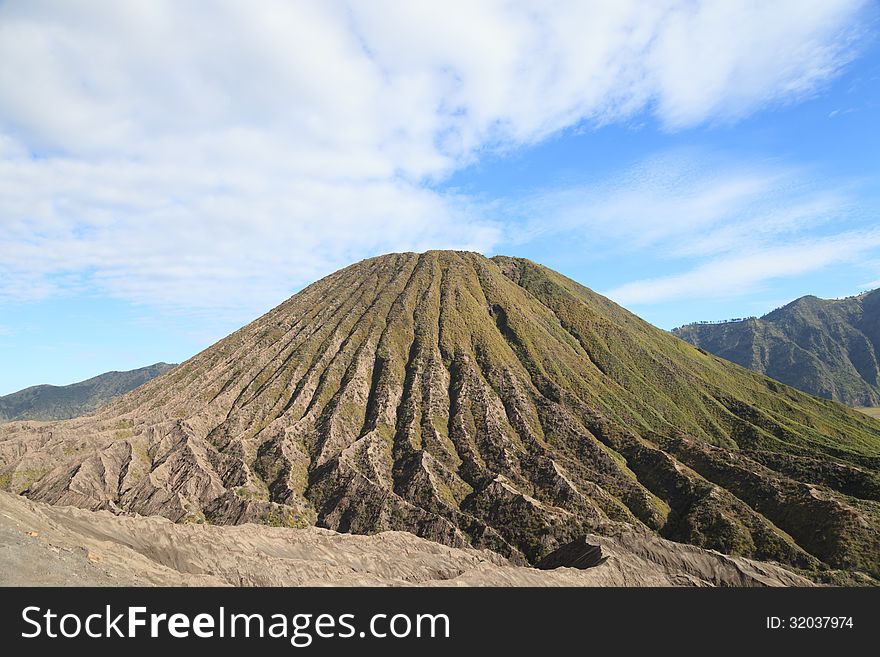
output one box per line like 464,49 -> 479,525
1,0 -> 878,393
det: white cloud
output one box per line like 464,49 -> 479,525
0,155 -> 497,314
0,0 -> 868,316
508,150 -> 851,252
607,231 -> 880,305
646,0 -> 866,127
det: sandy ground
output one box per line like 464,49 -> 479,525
0,492 -> 814,587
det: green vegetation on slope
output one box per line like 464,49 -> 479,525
0,363 -> 176,422
673,290 -> 880,406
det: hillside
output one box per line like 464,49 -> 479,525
0,363 -> 176,423
1,251 -> 878,583
673,290 -> 880,406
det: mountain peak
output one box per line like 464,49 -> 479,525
675,289 -> 880,406
0,362 -> 175,423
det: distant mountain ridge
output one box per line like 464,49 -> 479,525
0,363 -> 176,422
673,289 -> 880,406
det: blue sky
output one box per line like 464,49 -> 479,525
1,0 -> 879,394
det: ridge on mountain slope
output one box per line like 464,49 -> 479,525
1,251 -> 878,584
0,363 -> 176,423
673,290 -> 880,407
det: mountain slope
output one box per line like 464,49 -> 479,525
0,363 -> 176,423
673,290 -> 880,406
1,252 -> 878,582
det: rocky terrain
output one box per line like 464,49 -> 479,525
0,363 -> 175,423
1,251 -> 878,584
674,290 -> 880,406
0,492 -> 812,586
